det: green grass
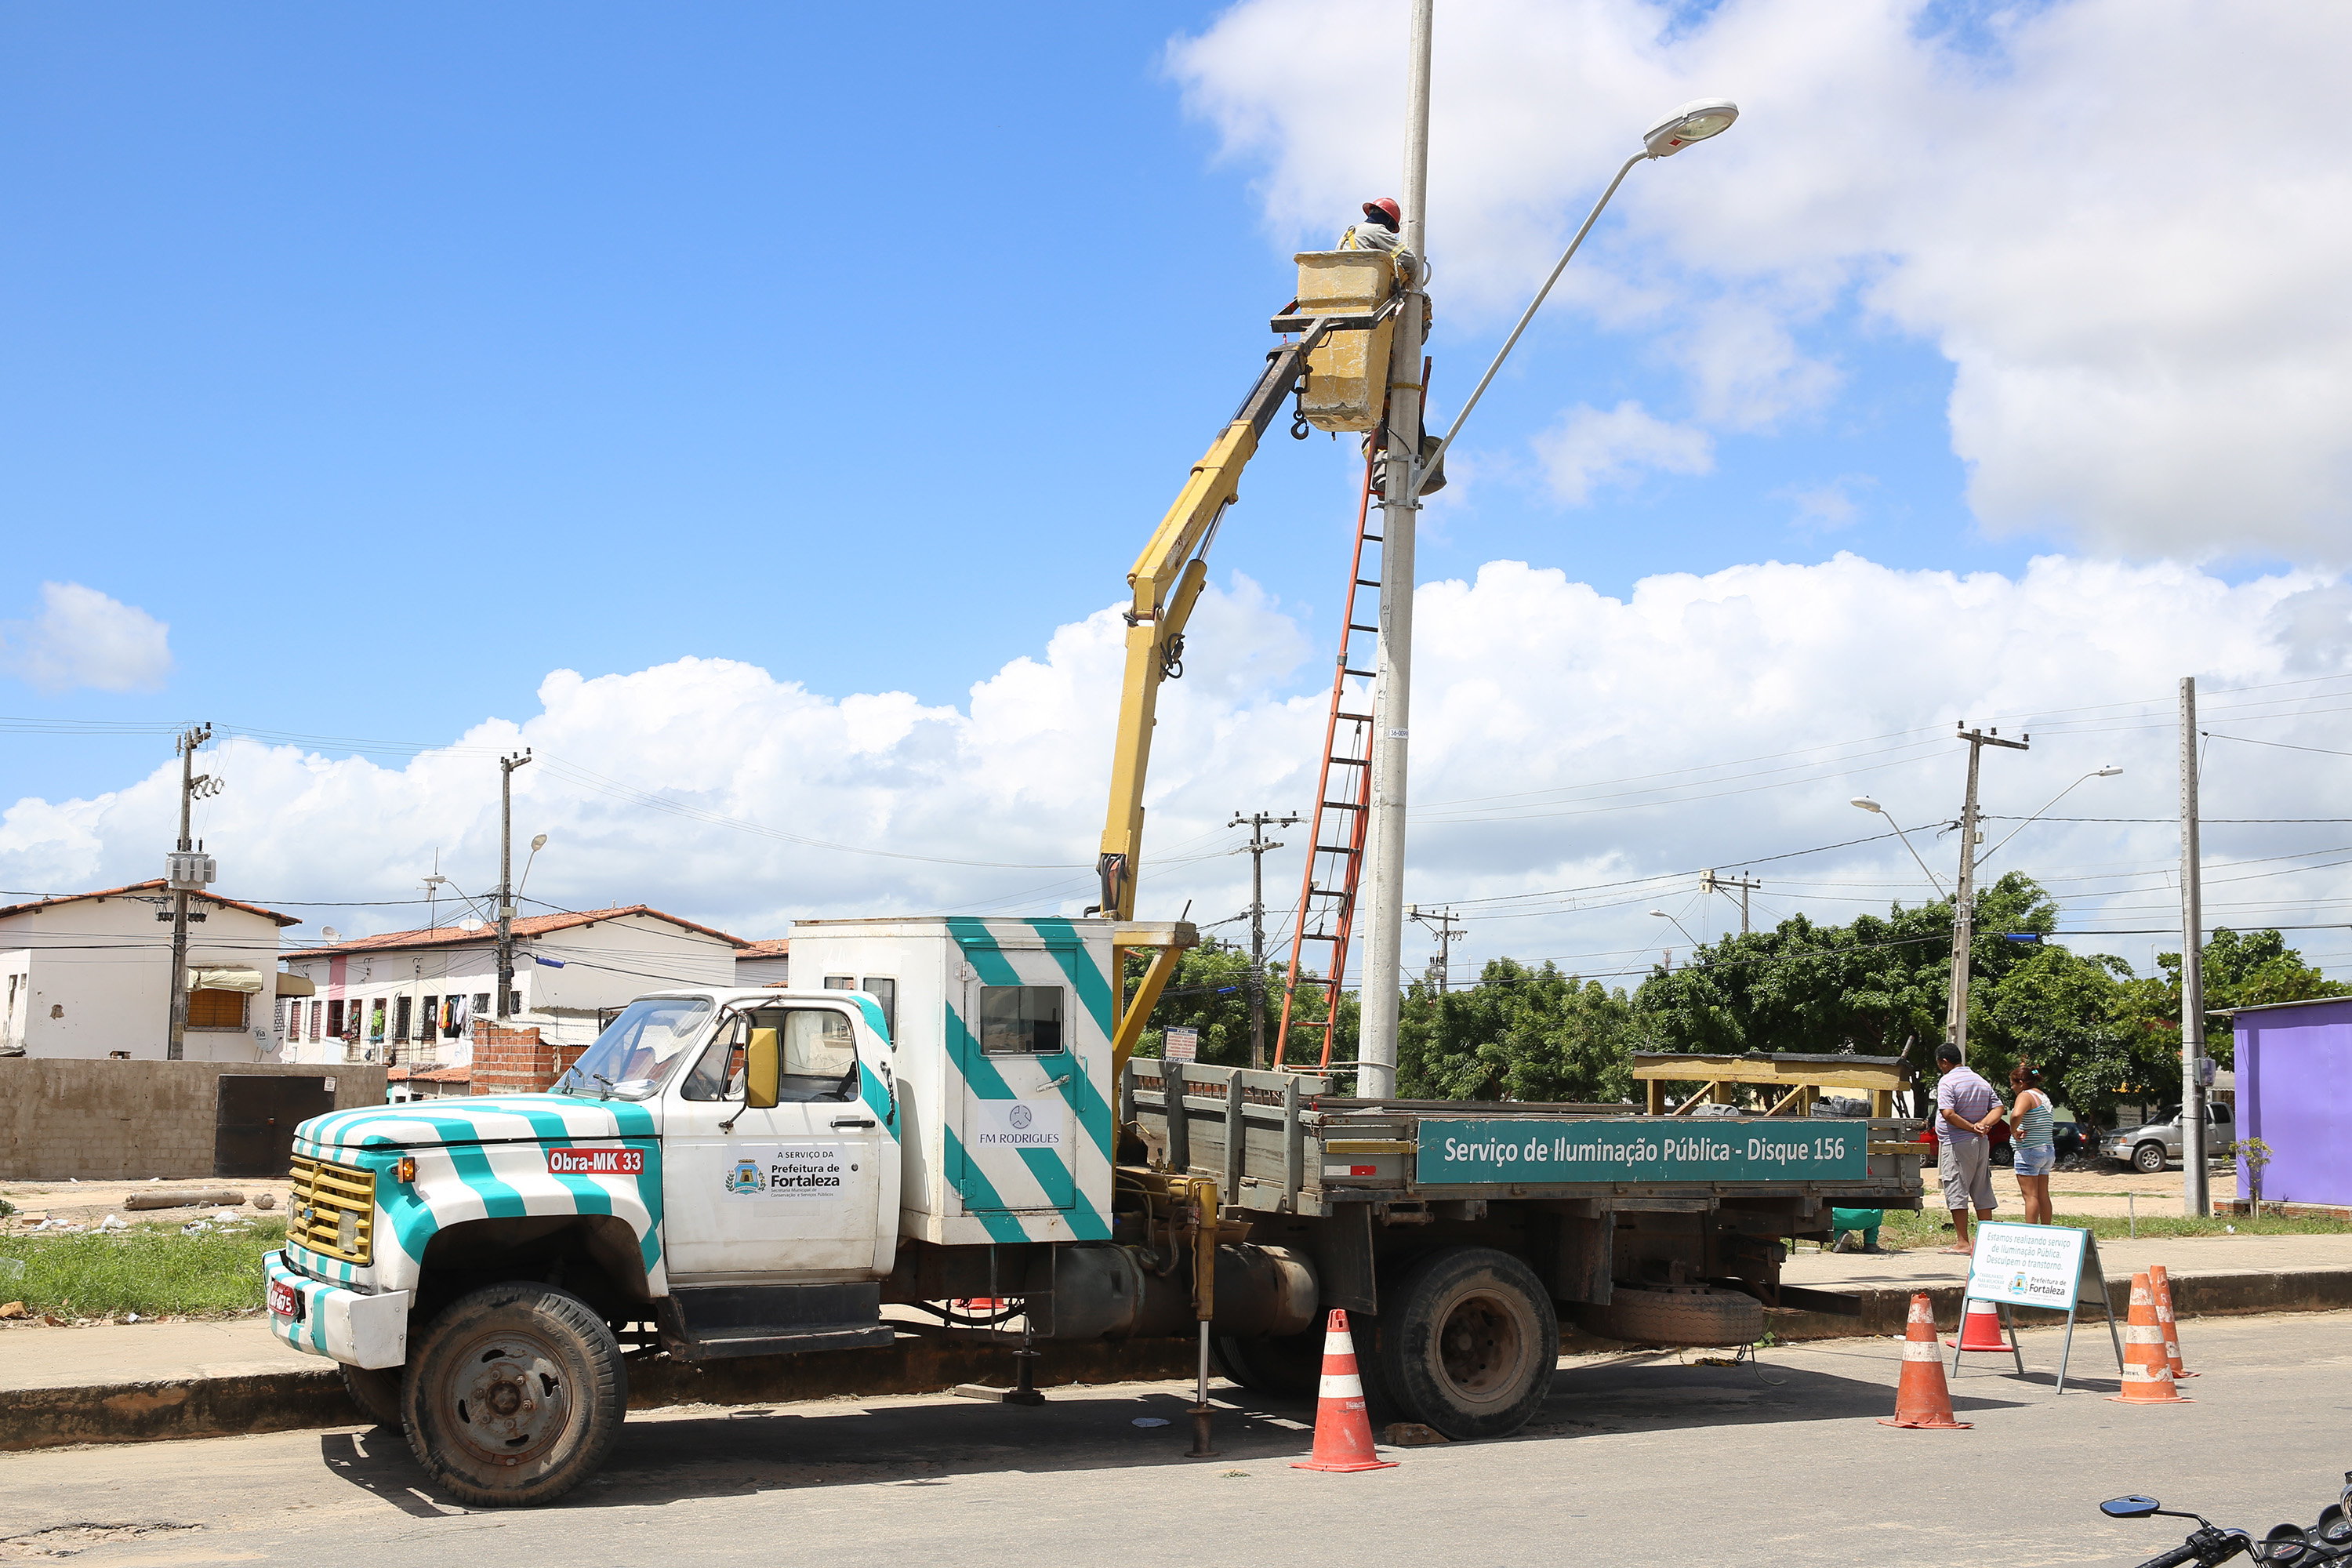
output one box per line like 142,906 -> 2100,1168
1875,1207 -> 2352,1249
0,1220 -> 288,1319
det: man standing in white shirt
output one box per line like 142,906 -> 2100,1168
1933,1042 -> 2002,1254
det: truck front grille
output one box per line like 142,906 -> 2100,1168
288,1154 -> 375,1266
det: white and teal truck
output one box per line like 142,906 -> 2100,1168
267,915 -> 1923,1506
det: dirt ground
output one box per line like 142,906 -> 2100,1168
0,1176 -> 293,1231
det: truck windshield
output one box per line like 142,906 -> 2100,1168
552,996 -> 714,1100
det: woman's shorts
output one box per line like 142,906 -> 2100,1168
2013,1144 -> 2057,1177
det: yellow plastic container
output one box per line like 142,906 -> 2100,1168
1293,250 -> 1396,433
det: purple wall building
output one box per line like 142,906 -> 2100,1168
2230,996 -> 2352,1208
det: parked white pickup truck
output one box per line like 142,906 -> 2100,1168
267,916 -> 1922,1506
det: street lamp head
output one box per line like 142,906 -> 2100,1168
2094,765 -> 2123,778
1643,99 -> 1739,158
1850,796 -> 1884,814
531,833 -> 549,851
1649,909 -> 1669,918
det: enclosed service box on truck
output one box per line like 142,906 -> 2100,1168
786,916 -> 1117,1248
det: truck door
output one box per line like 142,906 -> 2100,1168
953,977 -> 1077,1214
662,1003 -> 890,1279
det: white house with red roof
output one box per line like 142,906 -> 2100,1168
0,880 -> 306,1061
275,905 -> 748,1069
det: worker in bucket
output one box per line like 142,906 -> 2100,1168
1340,198 -> 1446,495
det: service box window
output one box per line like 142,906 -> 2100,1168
978,985 -> 1063,1055
861,977 -> 896,1040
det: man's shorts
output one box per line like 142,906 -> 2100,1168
1939,1137 -> 1996,1211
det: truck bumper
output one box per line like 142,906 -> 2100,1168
265,1251 -> 410,1370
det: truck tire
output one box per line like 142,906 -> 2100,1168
1576,1286 -> 1762,1348
2132,1142 -> 2169,1174
339,1362 -> 403,1428
1211,1326 -> 1324,1399
1374,1247 -> 1557,1441
401,1283 -> 626,1508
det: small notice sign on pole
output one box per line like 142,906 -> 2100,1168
1163,1026 -> 1199,1063
1961,1222 -> 2124,1396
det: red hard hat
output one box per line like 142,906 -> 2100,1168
1363,198 -> 1401,223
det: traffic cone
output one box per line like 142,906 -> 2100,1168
2109,1272 -> 2191,1404
1878,1292 -> 1971,1429
1944,1298 -> 2015,1355
1292,1309 -> 1399,1472
2147,1265 -> 2197,1378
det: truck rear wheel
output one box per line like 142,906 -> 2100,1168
1374,1247 -> 1556,1441
339,1363 -> 403,1428
401,1283 -> 626,1508
1576,1285 -> 1762,1348
1211,1326 -> 1324,1398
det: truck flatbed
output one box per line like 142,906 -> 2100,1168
1124,1060 -> 1924,1218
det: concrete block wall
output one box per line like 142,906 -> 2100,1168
0,1060 -> 388,1181
470,1024 -> 583,1096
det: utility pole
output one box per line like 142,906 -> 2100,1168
1948,724 -> 2029,1058
1407,905 -> 1465,991
163,723 -> 216,1061
497,750 -> 533,1020
2179,677 -> 2210,1216
1358,0 -> 1434,1099
1701,869 -> 1761,935
1229,811 -> 1300,1069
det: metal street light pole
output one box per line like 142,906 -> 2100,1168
1357,89 -> 1741,1095
1849,797 -> 1951,898
497,750 -> 532,1020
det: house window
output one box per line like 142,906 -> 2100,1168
326,1000 -> 345,1038
394,996 -> 412,1041
309,1001 -> 322,1042
507,989 -> 522,1016
470,993 -> 490,1030
977,985 -> 1063,1055
274,1000 -> 287,1036
369,998 -> 387,1040
188,988 -> 248,1029
422,996 -> 439,1043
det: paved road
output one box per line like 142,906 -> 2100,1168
5,1312 -> 2349,1567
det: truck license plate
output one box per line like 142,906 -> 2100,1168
268,1279 -> 304,1321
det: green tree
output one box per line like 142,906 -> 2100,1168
1397,959 -> 1635,1104
1124,940 -> 1357,1070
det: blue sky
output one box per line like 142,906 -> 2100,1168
5,1 -> 2349,981
6,1 -> 2030,798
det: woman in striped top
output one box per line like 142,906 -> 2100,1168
2009,1063 -> 2056,1224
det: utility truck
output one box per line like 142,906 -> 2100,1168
269,915 -> 1922,1506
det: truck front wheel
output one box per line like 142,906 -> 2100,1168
2132,1142 -> 2169,1174
401,1283 -> 627,1508
1375,1247 -> 1557,1441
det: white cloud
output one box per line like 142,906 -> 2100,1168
1779,473 -> 1874,532
1534,400 -> 1714,504
1168,0 -> 2352,561
0,583 -> 172,694
6,553 -> 2350,986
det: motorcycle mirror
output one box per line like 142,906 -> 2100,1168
2102,1497 -> 2164,1519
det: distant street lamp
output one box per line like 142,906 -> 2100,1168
1649,907 -> 1704,950
1850,796 -> 1951,899
1978,766 -> 2124,869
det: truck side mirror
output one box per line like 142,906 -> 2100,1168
745,1027 -> 782,1109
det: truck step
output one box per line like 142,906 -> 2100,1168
659,1282 -> 894,1363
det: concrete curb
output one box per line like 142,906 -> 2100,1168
4,1268 -> 2346,1454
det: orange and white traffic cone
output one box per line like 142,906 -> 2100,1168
2109,1272 -> 2191,1404
1292,1309 -> 1399,1472
1878,1291 -> 1971,1429
2147,1265 -> 2197,1378
1944,1298 -> 2014,1355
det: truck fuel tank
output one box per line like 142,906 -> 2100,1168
1035,1242 -> 1316,1342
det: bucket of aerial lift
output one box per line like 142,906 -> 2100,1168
1294,250 -> 1396,433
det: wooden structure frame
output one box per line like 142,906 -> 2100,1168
1631,1051 -> 1908,1119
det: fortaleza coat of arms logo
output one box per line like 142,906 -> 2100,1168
1008,1104 -> 1033,1131
727,1160 -> 763,1195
